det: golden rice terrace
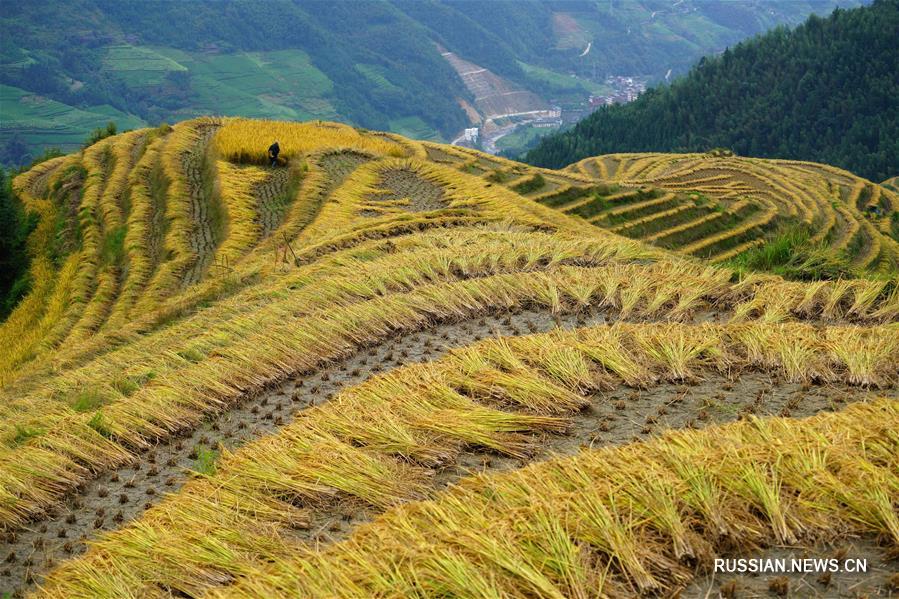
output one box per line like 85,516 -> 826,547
1,118 -> 897,598
514,151 -> 896,269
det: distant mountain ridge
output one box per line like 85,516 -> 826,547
525,0 -> 898,182
1,0 -> 864,165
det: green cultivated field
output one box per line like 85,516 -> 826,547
2,46 -> 343,160
0,84 -> 146,156
355,63 -> 402,92
496,123 -> 560,156
518,61 -> 611,96
127,47 -> 338,121
102,44 -> 189,86
388,116 -> 441,141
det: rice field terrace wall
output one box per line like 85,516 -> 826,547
1,118 -> 897,597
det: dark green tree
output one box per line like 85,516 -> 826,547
0,169 -> 36,319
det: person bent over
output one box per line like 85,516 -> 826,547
268,140 -> 280,167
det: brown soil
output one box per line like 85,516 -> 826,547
795,164 -> 857,189
56,171 -> 86,257
146,166 -> 168,279
581,158 -> 603,179
476,156 -> 503,171
128,132 -> 147,167
317,151 -> 371,197
424,145 -> 465,165
850,222 -> 879,269
544,172 -> 595,188
461,162 -> 489,176
829,207 -> 856,249
523,176 -> 562,197
25,159 -> 63,201
363,168 -> 448,215
254,167 -> 290,237
441,51 -> 547,119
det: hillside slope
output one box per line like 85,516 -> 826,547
1,119 -> 897,597
423,145 -> 899,275
526,0 -> 899,182
1,0 -> 863,165
561,152 -> 899,270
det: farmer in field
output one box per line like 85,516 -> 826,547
268,140 -> 280,167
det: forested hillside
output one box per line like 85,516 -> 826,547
1,0 -> 860,165
0,170 -> 34,318
526,0 -> 898,182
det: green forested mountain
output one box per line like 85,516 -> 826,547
1,0 -> 861,166
525,0 -> 898,182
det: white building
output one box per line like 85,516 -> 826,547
463,128 -> 479,143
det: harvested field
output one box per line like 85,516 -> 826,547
422,143 -> 465,165
255,167 -> 292,237
32,321 -> 898,596
555,152 -> 899,269
2,117 -> 897,598
2,310 -> 577,593
179,122 -> 222,287
362,166 -> 448,215
28,315 -> 899,593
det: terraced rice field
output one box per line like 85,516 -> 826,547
430,144 -> 899,271
559,153 -> 899,270
1,119 -> 897,598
